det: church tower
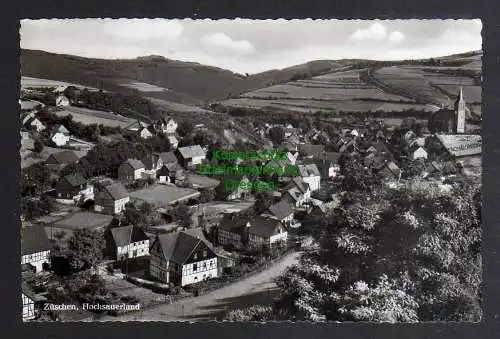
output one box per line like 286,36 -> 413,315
454,87 -> 466,134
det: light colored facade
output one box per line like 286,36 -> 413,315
116,240 -> 150,260
56,95 -> 70,107
21,250 -> 50,273
51,132 -> 70,147
27,118 -> 45,132
95,196 -> 130,215
139,128 -> 153,139
164,119 -> 178,135
412,147 -> 428,160
22,293 -> 35,321
181,257 -> 218,286
302,175 -> 320,192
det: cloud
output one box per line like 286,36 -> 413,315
388,31 -> 405,43
103,18 -> 184,41
201,32 -> 255,53
350,23 -> 387,40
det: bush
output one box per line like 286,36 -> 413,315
224,305 -> 274,321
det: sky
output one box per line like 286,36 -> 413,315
20,19 -> 482,75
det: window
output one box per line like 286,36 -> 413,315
193,253 -> 198,260
203,250 -> 207,258
193,263 -> 197,271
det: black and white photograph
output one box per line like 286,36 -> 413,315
19,18 -> 482,322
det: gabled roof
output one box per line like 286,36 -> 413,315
46,150 -> 79,164
323,152 -> 342,164
178,145 -> 205,159
55,124 -> 70,134
157,151 -> 178,164
141,154 -> 158,170
102,183 -> 129,200
122,158 -> 145,170
286,177 -> 310,194
155,231 -> 211,265
248,216 -> 283,238
298,163 -> 321,177
372,141 -> 389,153
21,226 -> 51,255
218,213 -> 249,234
109,225 -> 149,247
61,173 -> 87,187
268,200 -> 294,220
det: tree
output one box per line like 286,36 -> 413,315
268,126 -> 285,145
34,138 -> 44,154
177,120 -> 194,137
254,191 -> 274,214
170,203 -> 193,228
67,229 -> 106,271
199,189 -> 215,203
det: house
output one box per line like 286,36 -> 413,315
156,151 -> 179,169
156,117 -> 178,135
126,120 -> 150,132
216,175 -> 251,201
55,173 -> 94,202
52,85 -> 68,94
141,153 -> 162,177
21,226 -> 51,273
94,183 -> 130,215
50,125 -> 71,147
298,143 -> 325,159
149,231 -> 218,287
56,95 -> 70,107
217,214 -> 288,249
377,161 -> 402,180
177,145 -> 206,168
118,159 -> 145,181
168,135 -> 179,149
23,116 -> 46,132
22,283 -> 36,322
263,199 -> 295,227
323,152 -> 342,178
297,163 -> 321,192
105,225 -> 150,261
282,177 -> 311,207
138,126 -> 153,139
411,146 -> 428,160
45,150 -> 79,169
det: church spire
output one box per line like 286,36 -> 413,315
458,87 -> 464,101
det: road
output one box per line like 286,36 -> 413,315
100,251 -> 301,321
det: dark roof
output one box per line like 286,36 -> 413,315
218,213 -> 249,234
140,154 -> 157,170
268,200 -> 294,220
178,145 -> 205,159
22,282 -> 36,300
156,231 -> 209,264
324,152 -> 342,163
298,163 -> 321,177
21,226 -> 51,255
109,226 -> 149,247
286,177 -> 310,194
102,183 -> 129,200
372,141 -> 389,153
122,158 -> 145,170
157,151 -> 178,164
46,150 -> 79,164
62,173 -> 87,187
248,216 -> 283,238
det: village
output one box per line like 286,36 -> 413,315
20,78 -> 482,321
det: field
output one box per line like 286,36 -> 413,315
186,174 -> 220,189
21,76 -> 99,91
21,146 -> 88,169
118,80 -> 168,92
130,185 -> 200,206
436,134 -> 482,157
53,106 -> 136,128
51,211 -> 114,230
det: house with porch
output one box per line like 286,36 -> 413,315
149,231 -> 218,287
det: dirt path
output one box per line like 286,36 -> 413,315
100,251 -> 301,322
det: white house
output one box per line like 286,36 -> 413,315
149,231 -> 218,287
22,283 -> 36,321
21,226 -> 51,273
138,126 -> 153,139
177,145 -> 206,168
157,117 -> 178,135
118,159 -> 145,181
106,225 -> 150,261
55,173 -> 94,203
24,117 -> 46,133
94,183 -> 130,215
283,177 -> 311,207
56,95 -> 70,107
412,146 -> 428,160
298,163 -> 321,192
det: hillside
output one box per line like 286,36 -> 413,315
220,52 -> 482,119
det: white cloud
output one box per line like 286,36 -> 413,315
388,31 -> 405,43
103,18 -> 184,41
350,23 -> 387,41
201,32 -> 255,53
